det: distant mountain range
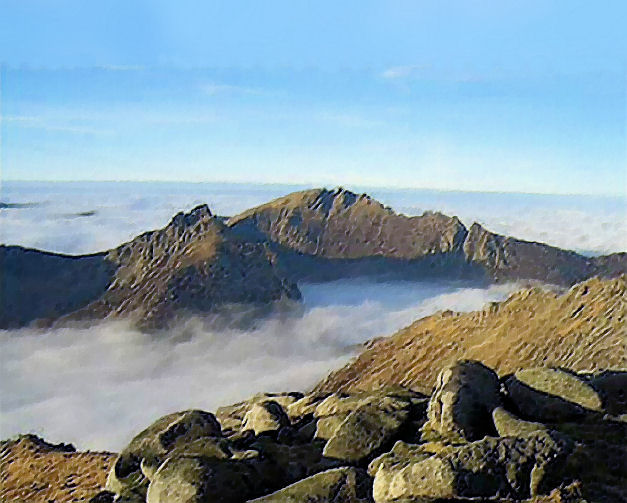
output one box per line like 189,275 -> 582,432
1,187 -> 625,329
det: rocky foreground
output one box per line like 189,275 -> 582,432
2,188 -> 625,329
3,361 -> 624,503
2,275 -> 625,503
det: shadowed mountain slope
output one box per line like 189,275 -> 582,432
0,246 -> 115,329
315,275 -> 626,395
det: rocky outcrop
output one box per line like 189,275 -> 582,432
241,401 -> 291,436
247,467 -> 371,503
5,363 -> 626,503
504,368 -> 605,423
1,205 -> 300,330
322,395 -> 412,463
420,360 -> 501,442
372,432 -> 573,501
316,275 -> 626,394
105,410 -> 223,498
78,362 -> 625,503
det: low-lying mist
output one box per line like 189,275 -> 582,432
0,279 -> 519,452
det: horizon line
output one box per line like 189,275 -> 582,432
1,178 -> 625,199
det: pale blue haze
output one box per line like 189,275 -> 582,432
1,1 -> 625,195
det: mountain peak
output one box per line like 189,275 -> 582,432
169,204 -> 214,228
228,188 -> 466,260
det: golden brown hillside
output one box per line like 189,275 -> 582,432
0,435 -> 114,503
316,276 -> 626,395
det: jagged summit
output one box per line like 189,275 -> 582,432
228,187 -> 389,224
68,203 -> 300,328
227,187 -> 623,285
169,203 -> 213,228
228,187 -> 467,261
0,203 -> 300,329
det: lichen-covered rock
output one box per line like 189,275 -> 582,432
146,455 -> 266,503
314,393 -> 368,418
516,368 -> 603,410
141,437 -> 232,480
314,415 -> 347,441
242,401 -> 290,435
250,436 -> 341,483
247,467 -> 371,503
313,390 -> 424,419
286,394 -> 328,420
323,396 -> 410,463
367,440 -> 432,477
493,407 -> 548,437
505,368 -> 603,423
421,360 -> 501,442
106,410 -> 221,497
372,432 -> 573,502
216,393 -> 302,433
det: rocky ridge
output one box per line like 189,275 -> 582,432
316,275 -> 625,395
2,188 -> 625,329
227,188 -> 624,285
0,205 -> 299,329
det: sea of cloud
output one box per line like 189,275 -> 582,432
0,279 -> 518,451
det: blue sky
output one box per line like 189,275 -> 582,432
1,1 -> 625,195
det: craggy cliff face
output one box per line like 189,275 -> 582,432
227,188 -> 468,259
68,204 -> 301,328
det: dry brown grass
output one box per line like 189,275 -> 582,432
316,276 -> 626,395
0,435 -> 115,503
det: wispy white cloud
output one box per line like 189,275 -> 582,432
200,82 -> 262,96
381,66 -> 486,83
3,115 -> 113,135
3,115 -> 40,123
3,109 -> 219,132
381,65 -> 425,80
